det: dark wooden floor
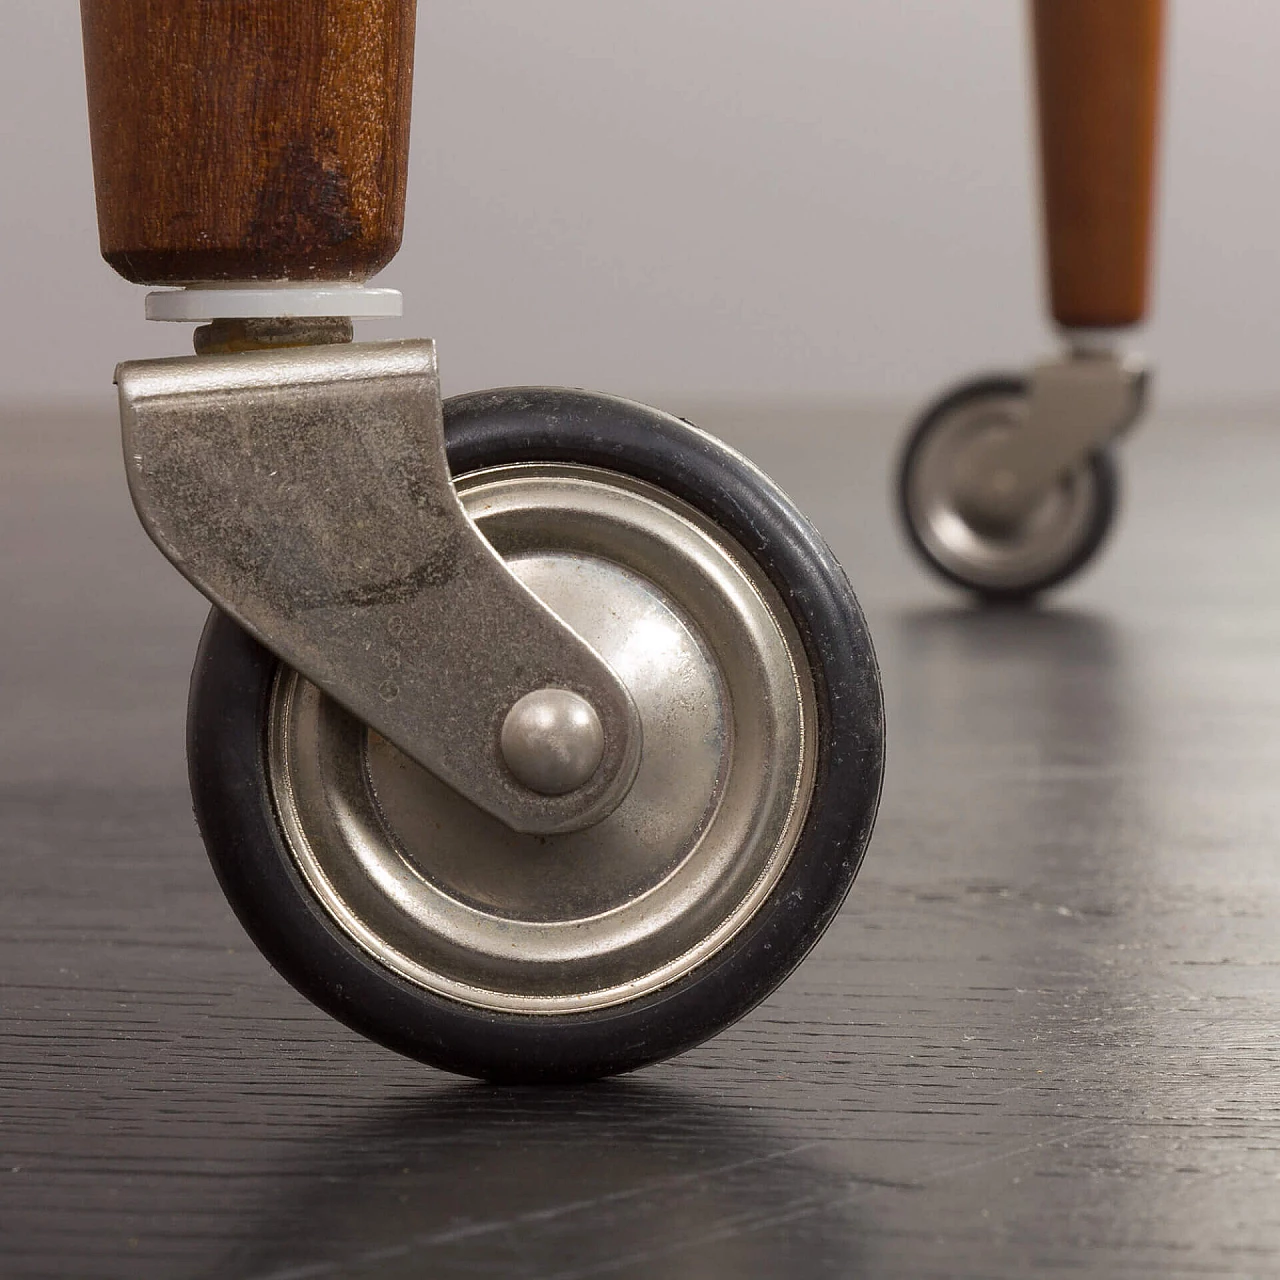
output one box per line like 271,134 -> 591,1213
3,396 -> 1279,1279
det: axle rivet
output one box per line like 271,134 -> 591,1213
501,689 -> 605,796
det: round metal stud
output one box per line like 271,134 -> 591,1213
500,688 -> 605,796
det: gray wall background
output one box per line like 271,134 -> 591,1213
2,1 -> 1277,408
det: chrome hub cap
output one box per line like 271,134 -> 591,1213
267,464 -> 817,1014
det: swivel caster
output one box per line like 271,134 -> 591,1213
900,0 -> 1164,601
897,355 -> 1141,601
80,3 -> 884,1081
189,390 -> 883,1082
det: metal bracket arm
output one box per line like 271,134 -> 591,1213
116,340 -> 641,835
955,351 -> 1147,527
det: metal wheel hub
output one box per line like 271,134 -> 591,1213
268,463 -> 817,1014
905,391 -> 1099,592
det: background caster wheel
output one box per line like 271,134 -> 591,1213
897,375 -> 1120,602
189,388 -> 884,1083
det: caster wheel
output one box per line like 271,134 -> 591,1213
189,388 -> 884,1083
898,375 -> 1119,600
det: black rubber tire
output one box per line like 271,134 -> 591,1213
188,388 -> 885,1083
897,375 -> 1120,602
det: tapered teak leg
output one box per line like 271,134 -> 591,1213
79,0 -> 417,285
1032,0 -> 1165,330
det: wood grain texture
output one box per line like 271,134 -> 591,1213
3,404 -> 1280,1277
79,0 -> 416,285
1032,0 -> 1164,328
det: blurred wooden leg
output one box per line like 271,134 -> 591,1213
1032,0 -> 1165,330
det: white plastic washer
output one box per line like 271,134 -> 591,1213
145,283 -> 403,322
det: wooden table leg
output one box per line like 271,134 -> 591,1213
79,0 -> 417,286
1032,0 -> 1165,330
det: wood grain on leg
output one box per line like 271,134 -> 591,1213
80,0 -> 417,285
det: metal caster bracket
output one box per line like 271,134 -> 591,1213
954,348 -> 1147,527
116,340 -> 641,835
